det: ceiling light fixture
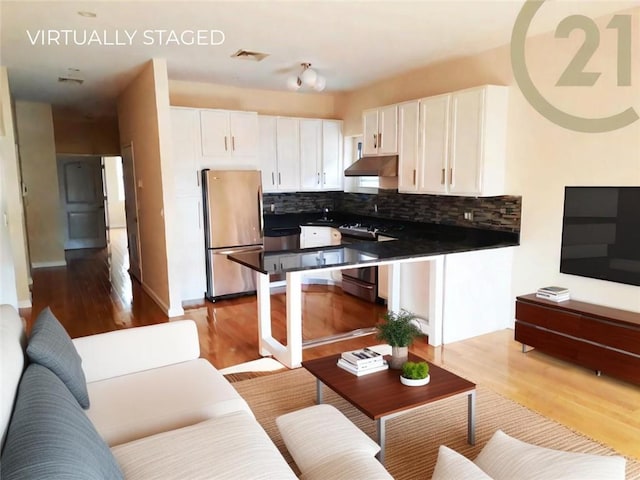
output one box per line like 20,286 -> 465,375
287,63 -> 326,92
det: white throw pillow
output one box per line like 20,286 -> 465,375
432,445 -> 492,480
474,430 -> 626,480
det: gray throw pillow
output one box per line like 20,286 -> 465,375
26,307 -> 90,408
0,363 -> 123,479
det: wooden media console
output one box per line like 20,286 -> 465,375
515,294 -> 640,386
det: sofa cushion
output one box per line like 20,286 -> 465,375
26,307 -> 90,408
112,411 -> 297,479
432,445 -> 492,480
0,363 -> 123,479
0,304 -> 27,451
474,430 -> 626,480
86,358 -> 252,446
300,452 -> 393,480
276,404 -> 380,473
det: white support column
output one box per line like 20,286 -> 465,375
256,271 -> 272,356
387,262 -> 401,313
428,256 -> 444,346
284,270 -> 303,368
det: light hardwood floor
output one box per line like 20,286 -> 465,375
22,228 -> 640,461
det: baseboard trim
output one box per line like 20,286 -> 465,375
31,260 -> 67,268
140,282 -> 184,318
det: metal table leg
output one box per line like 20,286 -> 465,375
376,417 -> 387,464
468,389 -> 476,445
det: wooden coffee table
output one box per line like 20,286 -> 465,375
302,354 -> 476,463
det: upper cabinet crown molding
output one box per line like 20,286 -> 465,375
362,104 -> 398,155
398,85 -> 508,197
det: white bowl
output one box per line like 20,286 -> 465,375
400,374 -> 430,386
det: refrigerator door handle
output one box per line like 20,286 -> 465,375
258,185 -> 264,237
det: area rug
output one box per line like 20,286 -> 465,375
233,368 -> 640,479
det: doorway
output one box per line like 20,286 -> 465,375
57,155 -> 107,249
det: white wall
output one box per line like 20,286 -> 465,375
0,67 -> 31,307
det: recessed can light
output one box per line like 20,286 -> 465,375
77,11 -> 97,18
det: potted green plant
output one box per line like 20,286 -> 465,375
375,310 -> 423,369
400,361 -> 430,386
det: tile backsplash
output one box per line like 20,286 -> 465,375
264,190 -> 521,233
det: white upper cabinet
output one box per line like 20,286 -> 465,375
300,119 -> 343,191
418,94 -> 451,194
362,105 -> 398,155
397,101 -> 420,193
275,117 -> 300,191
402,85 -> 508,196
258,115 -> 279,192
200,109 -> 258,168
299,119 -> 323,190
170,107 -> 201,197
321,120 -> 343,191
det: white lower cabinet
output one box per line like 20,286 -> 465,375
378,263 -> 430,320
300,226 -> 341,283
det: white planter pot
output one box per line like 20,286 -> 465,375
400,374 -> 430,387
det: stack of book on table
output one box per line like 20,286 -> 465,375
536,286 -> 570,302
337,348 -> 388,376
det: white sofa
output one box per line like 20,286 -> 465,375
0,304 -> 297,479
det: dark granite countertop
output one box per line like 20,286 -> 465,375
232,212 -> 519,275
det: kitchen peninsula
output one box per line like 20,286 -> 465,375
229,217 -> 518,368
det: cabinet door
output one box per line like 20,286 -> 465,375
378,105 -> 398,154
419,95 -> 450,194
170,108 -> 200,197
200,110 -> 229,157
174,196 -> 206,301
228,111 -> 258,157
449,88 -> 483,195
258,116 -> 278,192
299,119 -> 323,190
362,109 -> 379,155
397,101 -> 420,193
322,120 -> 343,191
275,117 -> 300,191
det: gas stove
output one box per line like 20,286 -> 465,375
338,222 -> 404,240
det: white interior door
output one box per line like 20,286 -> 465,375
57,155 -> 107,250
121,144 -> 142,282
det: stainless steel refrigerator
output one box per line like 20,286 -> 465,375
202,169 -> 263,301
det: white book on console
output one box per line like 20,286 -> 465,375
537,286 -> 570,295
536,291 -> 570,302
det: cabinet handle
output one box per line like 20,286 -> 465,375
449,168 -> 453,185
224,136 -> 228,151
196,171 -> 200,187
232,136 -> 236,151
413,169 -> 416,185
324,172 -> 326,183
271,172 -> 275,185
378,132 -> 382,148
441,168 -> 445,185
373,133 -> 377,149
278,172 -> 282,185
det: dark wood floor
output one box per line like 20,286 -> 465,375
24,228 -> 390,369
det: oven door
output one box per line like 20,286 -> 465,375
340,233 -> 378,302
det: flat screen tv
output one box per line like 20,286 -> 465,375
560,187 -> 640,287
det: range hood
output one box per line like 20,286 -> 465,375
344,155 -> 398,177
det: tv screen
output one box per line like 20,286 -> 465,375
560,187 -> 640,287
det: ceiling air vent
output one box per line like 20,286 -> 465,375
230,49 -> 269,62
58,68 -> 84,85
